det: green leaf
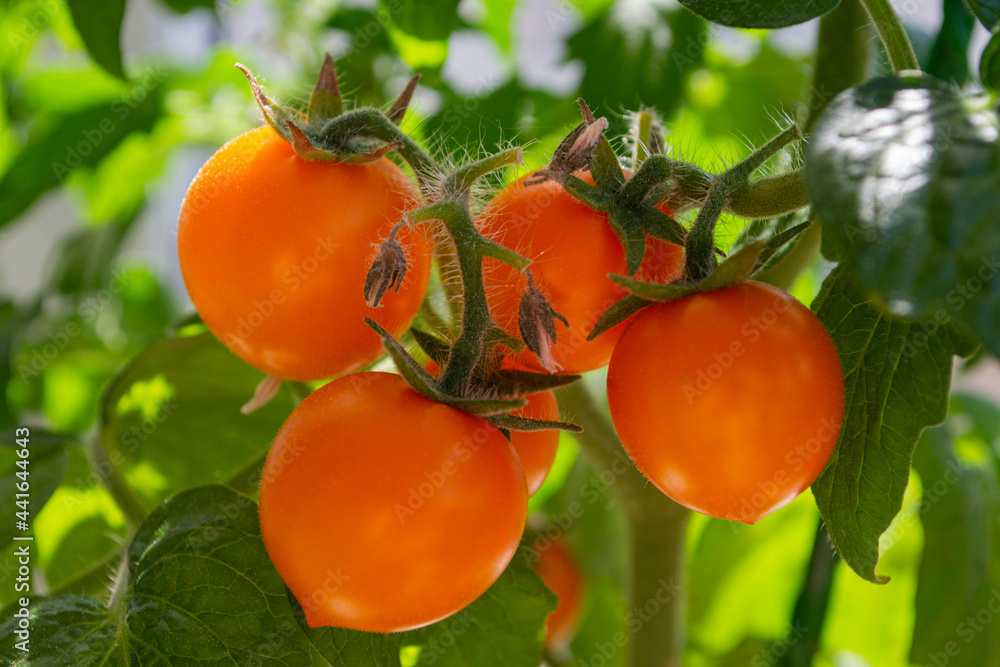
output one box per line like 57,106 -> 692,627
0,430 -> 70,549
969,0 -> 1000,29
125,485 -> 311,664
927,0 -> 976,84
677,0 -> 841,29
1,486 -> 310,664
806,74 -> 1000,357
385,0 -> 461,40
158,0 -> 216,12
99,332 -> 297,508
910,423 -> 1000,666
0,595 -> 127,665
405,549 -> 556,666
0,95 -> 161,230
980,31 -> 1000,93
66,0 -> 127,79
810,266 -> 977,583
297,619 -> 402,667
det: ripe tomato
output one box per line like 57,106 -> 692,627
425,360 -> 561,495
532,538 -> 583,647
607,281 -> 844,524
259,372 -> 527,632
178,126 -> 429,381
479,171 -> 683,374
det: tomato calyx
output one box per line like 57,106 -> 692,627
235,55 -> 435,179
364,221 -> 409,308
587,122 -> 816,340
518,269 -> 569,374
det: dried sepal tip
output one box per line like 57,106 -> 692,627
364,221 -> 409,307
517,269 -> 568,373
241,375 -> 283,414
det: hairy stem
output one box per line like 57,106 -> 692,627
859,0 -> 920,71
556,382 -> 689,667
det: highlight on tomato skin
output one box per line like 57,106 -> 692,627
177,125 -> 430,382
479,170 -> 683,375
532,537 -> 584,648
606,281 -> 845,525
424,360 -> 561,496
258,372 -> 528,633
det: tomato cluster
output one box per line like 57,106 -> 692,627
177,64 -> 844,639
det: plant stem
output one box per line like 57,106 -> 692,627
859,0 -> 920,72
86,431 -> 148,529
556,382 -> 689,667
780,522 -> 838,667
633,110 -> 653,168
807,0 -> 873,132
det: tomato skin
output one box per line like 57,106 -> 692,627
480,172 -> 683,374
607,281 -> 844,524
178,126 -> 429,381
532,539 -> 583,647
424,360 -> 560,495
259,372 -> 527,632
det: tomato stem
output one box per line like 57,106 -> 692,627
859,0 -> 920,72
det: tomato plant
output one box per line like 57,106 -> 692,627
3,1 -> 1000,666
178,126 -> 429,381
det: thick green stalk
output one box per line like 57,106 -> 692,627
557,382 -> 689,667
859,0 -> 920,71
780,522 -> 838,667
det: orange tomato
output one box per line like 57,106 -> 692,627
425,360 -> 561,495
178,126 -> 429,381
259,372 -> 527,632
479,171 -> 683,374
607,281 -> 844,524
532,538 -> 583,647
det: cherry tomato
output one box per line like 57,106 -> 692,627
425,360 -> 561,496
607,281 -> 844,524
532,538 -> 583,647
480,171 -> 683,374
178,126 -> 429,381
259,372 -> 527,632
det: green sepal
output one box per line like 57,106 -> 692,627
587,294 -> 655,341
488,413 -> 583,433
590,133 -> 626,190
607,208 -> 648,276
491,369 -> 582,395
634,205 -> 687,246
235,63 -> 297,143
448,396 -> 528,417
365,318 -> 442,402
306,53 -> 343,125
409,327 -> 451,366
700,240 -> 765,290
750,220 -> 813,274
607,275 -> 698,303
533,172 -> 614,212
484,326 -> 526,353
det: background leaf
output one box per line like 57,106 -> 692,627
806,74 -> 1000,357
810,266 -> 977,582
969,0 -> 1000,30
0,429 -> 70,549
65,0 -> 127,79
0,595 -> 127,665
99,331 -> 297,508
676,0 -> 840,29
